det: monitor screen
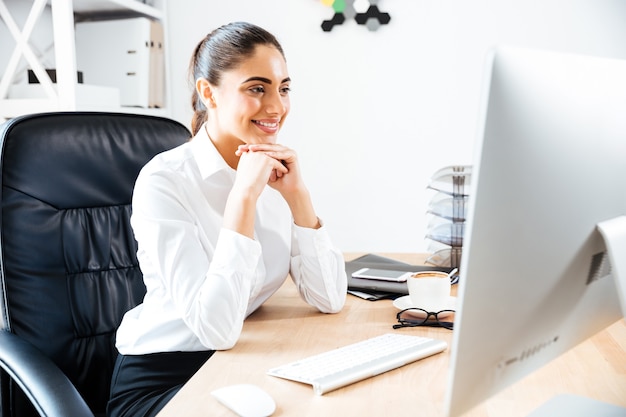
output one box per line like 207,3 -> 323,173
445,46 -> 626,417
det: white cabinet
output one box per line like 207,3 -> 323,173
0,0 -> 169,121
75,17 -> 164,108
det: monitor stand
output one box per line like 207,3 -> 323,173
597,215 -> 626,318
528,395 -> 626,417
529,216 -> 626,417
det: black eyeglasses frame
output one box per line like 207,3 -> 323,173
393,307 -> 455,330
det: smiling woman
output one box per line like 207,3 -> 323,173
106,22 -> 348,417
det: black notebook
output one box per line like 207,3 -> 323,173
345,254 -> 453,300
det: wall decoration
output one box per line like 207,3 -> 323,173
319,0 -> 391,32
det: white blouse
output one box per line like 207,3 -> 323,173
115,125 -> 347,355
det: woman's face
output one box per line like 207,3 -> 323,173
210,44 -> 291,145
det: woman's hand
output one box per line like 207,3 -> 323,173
223,148 -> 287,238
236,143 -> 303,195
234,146 -> 288,199
236,144 -> 320,229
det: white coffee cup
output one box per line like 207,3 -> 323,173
407,271 -> 451,312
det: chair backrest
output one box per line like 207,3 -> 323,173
0,112 -> 190,416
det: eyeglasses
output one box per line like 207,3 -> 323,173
393,308 -> 455,330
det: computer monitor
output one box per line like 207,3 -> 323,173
445,46 -> 626,417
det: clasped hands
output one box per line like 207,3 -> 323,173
234,143 -> 303,197
231,143 -> 320,231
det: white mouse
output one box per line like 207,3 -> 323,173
211,383 -> 276,417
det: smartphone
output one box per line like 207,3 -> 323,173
351,268 -> 414,282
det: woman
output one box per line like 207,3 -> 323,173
107,21 -> 347,417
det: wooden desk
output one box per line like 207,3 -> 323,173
157,254 -> 626,417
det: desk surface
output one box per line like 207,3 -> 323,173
157,254 -> 626,417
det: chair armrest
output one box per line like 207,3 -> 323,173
0,330 -> 94,417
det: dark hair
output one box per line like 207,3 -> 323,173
188,22 -> 286,136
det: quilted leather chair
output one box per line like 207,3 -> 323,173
0,112 -> 190,417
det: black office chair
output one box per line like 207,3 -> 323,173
0,112 -> 190,417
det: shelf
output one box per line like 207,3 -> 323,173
70,0 -> 163,20
0,99 -> 167,120
1,0 -> 168,121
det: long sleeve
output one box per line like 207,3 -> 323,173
124,170 -> 267,351
290,223 -> 347,313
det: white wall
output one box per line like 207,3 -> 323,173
164,0 -> 626,253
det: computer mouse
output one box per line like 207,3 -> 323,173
211,383 -> 276,417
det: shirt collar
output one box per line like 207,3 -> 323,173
190,123 -> 234,180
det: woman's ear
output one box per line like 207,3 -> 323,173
196,78 -> 216,108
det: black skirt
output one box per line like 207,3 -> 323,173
107,350 -> 215,417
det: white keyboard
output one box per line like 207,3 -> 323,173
267,333 -> 447,395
